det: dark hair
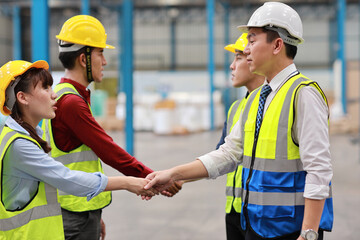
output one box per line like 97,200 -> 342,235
261,28 -> 297,59
10,67 -> 53,153
58,46 -> 92,70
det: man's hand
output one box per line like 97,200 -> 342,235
161,181 -> 184,197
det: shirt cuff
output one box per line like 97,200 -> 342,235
197,155 -> 219,179
86,172 -> 108,201
304,183 -> 330,200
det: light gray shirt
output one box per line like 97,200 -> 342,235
199,64 -> 332,200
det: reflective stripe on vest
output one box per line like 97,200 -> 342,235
225,99 -> 246,214
42,82 -> 112,211
0,127 -> 64,239
226,100 -> 241,134
44,120 -> 98,165
55,86 -> 86,102
240,74 -> 333,238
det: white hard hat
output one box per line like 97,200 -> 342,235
237,2 -> 304,46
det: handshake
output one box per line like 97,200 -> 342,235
107,160 -> 206,198
124,169 -> 183,200
115,159 -> 207,199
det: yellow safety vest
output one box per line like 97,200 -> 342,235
0,126 -> 64,240
224,98 -> 247,213
42,83 -> 112,212
240,73 -> 333,238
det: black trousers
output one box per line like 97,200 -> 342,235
62,208 -> 102,240
226,208 -> 246,240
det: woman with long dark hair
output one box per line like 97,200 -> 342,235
0,60 -> 156,239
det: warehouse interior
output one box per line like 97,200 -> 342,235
0,0 -> 359,239
0,1 -> 359,143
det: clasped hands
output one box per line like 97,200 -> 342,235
131,170 -> 181,200
142,169 -> 178,200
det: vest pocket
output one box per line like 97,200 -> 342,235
260,172 -> 295,190
244,119 -> 255,132
254,172 -> 296,218
244,120 -> 255,155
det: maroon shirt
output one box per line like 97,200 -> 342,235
52,78 -> 152,177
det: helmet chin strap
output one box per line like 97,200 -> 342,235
85,47 -> 93,83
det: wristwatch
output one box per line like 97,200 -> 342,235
301,229 -> 319,240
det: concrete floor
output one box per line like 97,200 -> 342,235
101,130 -> 360,240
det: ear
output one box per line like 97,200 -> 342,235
273,38 -> 284,55
78,53 -> 87,68
16,91 -> 30,106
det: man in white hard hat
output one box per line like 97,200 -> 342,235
144,2 -> 333,240
217,33 -> 263,240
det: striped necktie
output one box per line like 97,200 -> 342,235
255,85 -> 272,138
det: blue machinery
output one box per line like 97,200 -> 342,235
18,0 -> 349,155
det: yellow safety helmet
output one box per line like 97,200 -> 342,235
224,33 -> 248,53
0,60 -> 49,116
56,15 -> 115,50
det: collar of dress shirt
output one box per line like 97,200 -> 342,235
266,63 -> 298,92
5,116 -> 43,137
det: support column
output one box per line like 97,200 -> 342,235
170,18 -> 176,71
337,0 -> 346,113
13,6 -> 21,60
122,0 -> 134,155
207,0 -> 215,130
223,2 -> 231,115
31,0 -> 49,63
81,0 -> 90,15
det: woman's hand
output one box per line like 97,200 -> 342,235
125,177 -> 159,197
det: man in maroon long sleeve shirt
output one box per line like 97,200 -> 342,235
52,78 -> 151,177
47,15 -> 181,240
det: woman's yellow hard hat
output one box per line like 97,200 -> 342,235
0,60 -> 49,116
56,15 -> 115,50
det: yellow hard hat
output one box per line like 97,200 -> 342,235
0,60 -> 49,116
56,15 -> 115,50
224,33 -> 248,53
